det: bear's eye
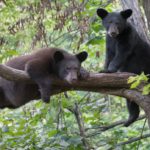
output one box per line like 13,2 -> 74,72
66,67 -> 71,70
74,67 -> 78,70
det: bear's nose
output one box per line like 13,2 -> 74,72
111,32 -> 117,37
71,76 -> 77,82
72,78 -> 77,82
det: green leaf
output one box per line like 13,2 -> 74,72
86,36 -> 103,45
59,140 -> 70,147
143,84 -> 150,95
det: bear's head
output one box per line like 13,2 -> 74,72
97,8 -> 132,37
54,51 -> 88,83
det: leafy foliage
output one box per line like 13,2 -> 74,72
128,73 -> 150,95
0,0 -> 150,149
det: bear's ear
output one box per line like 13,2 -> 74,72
76,51 -> 88,63
97,8 -> 108,19
54,51 -> 64,63
120,9 -> 132,19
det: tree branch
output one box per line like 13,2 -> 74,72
68,103 -> 90,150
108,133 -> 150,149
0,64 -> 30,82
86,115 -> 146,138
0,64 -> 150,128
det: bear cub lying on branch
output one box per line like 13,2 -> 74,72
0,48 -> 88,108
97,8 -> 150,127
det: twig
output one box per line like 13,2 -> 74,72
56,98 -> 63,131
108,133 -> 150,150
68,103 -> 90,150
86,115 -> 146,137
137,118 -> 147,150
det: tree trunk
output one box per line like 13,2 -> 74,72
142,0 -> 150,32
120,0 -> 150,44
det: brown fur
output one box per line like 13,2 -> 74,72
0,48 -> 88,108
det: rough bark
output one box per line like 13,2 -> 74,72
142,0 -> 150,32
120,0 -> 150,44
0,64 -> 30,82
0,64 -> 150,128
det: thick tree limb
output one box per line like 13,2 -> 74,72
0,64 -> 30,82
0,64 -> 150,128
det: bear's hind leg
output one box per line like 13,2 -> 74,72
124,99 -> 140,127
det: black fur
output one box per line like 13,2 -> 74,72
97,8 -> 150,126
0,48 -> 88,108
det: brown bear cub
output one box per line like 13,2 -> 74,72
0,48 -> 88,108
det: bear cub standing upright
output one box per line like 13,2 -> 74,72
97,8 -> 150,126
0,48 -> 88,108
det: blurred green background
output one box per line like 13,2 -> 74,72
0,0 -> 149,149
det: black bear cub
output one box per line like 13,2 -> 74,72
97,8 -> 150,126
0,48 -> 88,108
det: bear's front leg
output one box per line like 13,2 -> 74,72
107,46 -> 131,73
25,59 -> 52,103
106,54 -> 122,73
36,77 -> 51,103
